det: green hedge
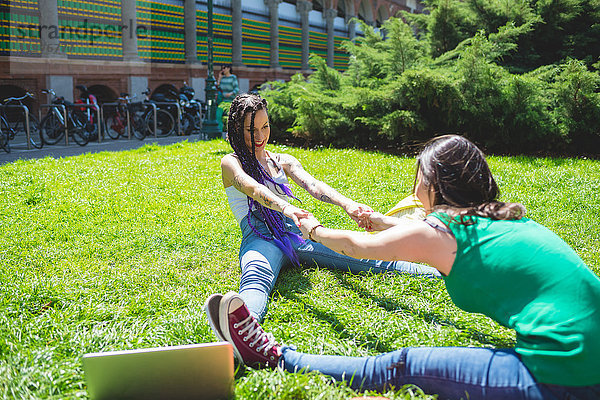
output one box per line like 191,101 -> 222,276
261,4 -> 600,156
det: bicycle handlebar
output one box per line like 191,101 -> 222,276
3,92 -> 34,104
41,89 -> 57,96
117,93 -> 140,103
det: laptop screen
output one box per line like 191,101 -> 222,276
83,342 -> 234,400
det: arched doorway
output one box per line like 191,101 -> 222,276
312,0 -> 324,13
0,84 -> 34,123
88,85 -> 118,104
358,0 -> 374,25
376,5 -> 390,28
337,0 -> 347,19
151,84 -> 178,102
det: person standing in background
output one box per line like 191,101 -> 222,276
217,64 -> 239,131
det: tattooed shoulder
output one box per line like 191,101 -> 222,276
232,174 -> 250,190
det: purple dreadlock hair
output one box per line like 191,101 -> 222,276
227,93 -> 304,266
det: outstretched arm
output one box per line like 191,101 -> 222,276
278,154 -> 372,224
297,214 -> 455,275
221,155 -> 309,225
358,211 -> 403,232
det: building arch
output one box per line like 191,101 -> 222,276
88,85 -> 118,104
151,84 -> 179,102
376,3 -> 390,27
313,0 -> 324,12
0,84 -> 33,122
337,0 -> 347,18
357,0 -> 375,25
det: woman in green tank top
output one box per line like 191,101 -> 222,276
210,135 -> 600,399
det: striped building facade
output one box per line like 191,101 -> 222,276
0,0 -> 422,108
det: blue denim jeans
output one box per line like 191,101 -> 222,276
281,346 -> 600,400
238,213 -> 440,321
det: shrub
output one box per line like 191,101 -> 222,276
262,7 -> 600,156
384,69 -> 463,143
552,60 -> 600,152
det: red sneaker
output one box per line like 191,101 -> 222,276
219,291 -> 281,368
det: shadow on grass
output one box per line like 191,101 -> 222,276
274,267 -> 314,296
210,150 -> 230,157
274,269 -> 395,354
234,364 -> 252,380
335,273 -> 515,349
501,156 -> 578,167
227,268 -> 516,380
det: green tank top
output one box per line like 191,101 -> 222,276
430,212 -> 600,386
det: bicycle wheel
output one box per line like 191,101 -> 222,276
193,112 -> 203,132
26,114 -> 43,149
0,117 -> 11,153
84,121 -> 98,142
181,113 -> 195,135
70,113 -> 90,146
69,121 -> 89,146
130,113 -> 146,140
40,112 -> 65,145
105,114 -> 126,139
145,109 -> 174,137
6,108 -> 25,134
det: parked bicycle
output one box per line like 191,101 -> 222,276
39,89 -> 91,146
153,85 -> 204,136
104,93 -> 149,140
104,93 -> 132,139
178,83 -> 203,134
0,112 -> 11,153
142,89 -> 175,138
0,92 -> 43,150
75,85 -> 99,141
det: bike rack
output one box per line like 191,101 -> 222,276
101,103 -> 132,140
39,104 -> 69,145
101,101 -> 157,139
146,102 -> 157,139
67,104 -> 102,144
1,104 -> 32,150
152,102 -> 182,136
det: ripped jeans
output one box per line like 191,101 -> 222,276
238,212 -> 440,322
280,346 -> 600,400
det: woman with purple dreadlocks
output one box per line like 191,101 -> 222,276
206,93 -> 439,325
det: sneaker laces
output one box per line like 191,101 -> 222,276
236,314 -> 278,355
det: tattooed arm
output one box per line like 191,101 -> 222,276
278,153 -> 373,224
221,154 -> 309,225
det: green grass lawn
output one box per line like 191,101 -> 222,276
1,140 -> 599,399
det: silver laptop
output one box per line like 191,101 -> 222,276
82,342 -> 234,400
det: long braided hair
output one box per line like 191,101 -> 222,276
227,93 -> 304,265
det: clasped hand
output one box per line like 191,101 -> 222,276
297,214 -> 321,239
295,203 -> 383,240
281,205 -> 319,238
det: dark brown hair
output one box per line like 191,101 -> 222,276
221,64 -> 233,74
416,135 -> 525,222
